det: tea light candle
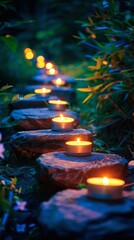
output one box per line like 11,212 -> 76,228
87,177 -> 125,200
34,87 -> 51,96
65,138 -> 92,156
48,100 -> 69,111
52,114 -> 74,131
46,68 -> 58,75
52,77 -> 65,86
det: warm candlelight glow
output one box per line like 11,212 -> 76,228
24,48 -> 34,60
37,56 -> 45,62
87,177 -> 125,200
48,100 -> 69,111
52,115 -> 74,123
48,100 -> 68,105
24,48 -> 32,54
25,51 -> 34,60
87,177 -> 125,186
66,139 -> 92,146
46,62 -> 53,69
36,61 -> 45,68
66,139 -> 92,156
103,177 -> 109,185
52,115 -> 74,131
52,77 -> 65,86
46,68 -> 58,75
34,88 -> 51,94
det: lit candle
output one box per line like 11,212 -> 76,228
46,68 -> 58,75
65,138 -> 92,156
34,87 -> 51,96
48,100 -> 69,111
52,114 -> 74,131
87,177 -> 125,200
52,77 -> 65,86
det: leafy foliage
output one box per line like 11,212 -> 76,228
77,0 -> 134,151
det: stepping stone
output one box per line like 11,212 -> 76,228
12,85 -> 76,103
33,74 -> 76,86
36,151 -> 127,189
9,96 -> 58,110
26,85 -> 76,103
10,129 -> 92,159
37,188 -> 134,240
11,108 -> 79,131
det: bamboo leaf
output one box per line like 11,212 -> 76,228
83,93 -> 93,103
77,88 -> 92,92
12,94 -> 19,102
88,16 -> 94,26
0,85 -> 13,91
118,49 -> 125,60
23,94 -> 36,99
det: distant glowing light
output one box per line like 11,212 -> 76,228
46,62 -> 53,69
25,51 -> 34,60
103,60 -> 108,65
5,34 -> 11,38
36,61 -> 45,68
37,56 -> 45,62
47,68 -> 58,75
24,48 -> 32,54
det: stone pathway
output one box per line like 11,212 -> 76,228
36,152 -> 127,189
6,69 -> 134,240
10,108 -> 79,130
37,188 -> 134,240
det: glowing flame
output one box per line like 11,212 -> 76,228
42,88 -> 47,93
24,48 -> 32,54
102,177 -> 109,185
103,60 -> 108,65
36,61 -> 45,68
37,55 -> 45,62
77,138 -> 80,144
49,68 -> 56,75
56,78 -> 62,85
25,51 -> 34,60
57,100 -> 61,104
60,114 -> 64,121
46,62 -> 53,69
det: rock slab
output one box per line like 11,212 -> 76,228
37,152 -> 127,189
37,188 -> 134,240
10,129 -> 92,159
11,108 -> 79,131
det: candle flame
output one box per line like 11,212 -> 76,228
46,62 -> 53,69
36,61 -> 45,68
49,68 -> 56,75
60,114 -> 64,121
42,88 -> 47,93
77,138 -> 80,144
37,55 -> 45,62
56,78 -> 62,85
103,177 -> 109,185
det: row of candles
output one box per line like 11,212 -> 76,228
26,49 -> 125,201
47,99 -> 125,201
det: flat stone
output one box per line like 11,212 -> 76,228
37,188 -> 134,240
37,152 -> 127,189
12,85 -> 76,103
10,129 -> 92,159
33,74 -> 76,86
10,108 -> 79,131
9,96 -> 58,110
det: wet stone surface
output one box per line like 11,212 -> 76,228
10,108 -> 79,131
37,188 -> 134,240
10,129 -> 92,159
36,151 -> 128,189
